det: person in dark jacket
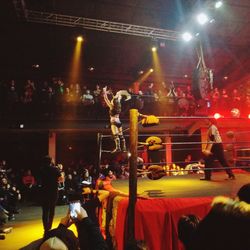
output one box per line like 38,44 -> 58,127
39,155 -> 61,236
193,196 -> 250,250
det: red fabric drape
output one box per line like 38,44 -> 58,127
115,197 -> 213,250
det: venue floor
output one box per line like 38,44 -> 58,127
1,170 -> 250,250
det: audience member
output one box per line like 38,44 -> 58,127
21,169 -> 36,201
237,183 -> 250,204
194,196 -> 250,250
39,206 -> 108,250
0,177 -> 21,220
81,169 -> 93,187
39,155 -> 62,236
178,214 -> 200,250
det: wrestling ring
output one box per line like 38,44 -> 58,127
96,110 -> 250,250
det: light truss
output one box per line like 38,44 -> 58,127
16,8 -> 181,41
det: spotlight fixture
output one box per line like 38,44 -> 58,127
197,13 -> 209,25
215,1 -> 223,9
138,70 -> 144,75
182,32 -> 193,42
151,46 -> 157,52
213,113 -> 221,119
151,38 -> 158,51
77,36 -> 83,42
150,68 -> 154,72
88,67 -> 95,71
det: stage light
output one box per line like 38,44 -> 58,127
77,36 -> 83,42
182,32 -> 193,42
184,74 -> 188,78
150,68 -> 154,72
213,113 -> 221,119
152,46 -> 157,52
138,70 -> 144,75
224,76 -> 228,80
20,124 -> 24,129
88,67 -> 94,71
69,36 -> 83,87
215,1 -> 223,9
248,114 -> 250,119
197,13 -> 209,25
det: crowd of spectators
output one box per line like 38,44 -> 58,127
0,160 -> 21,239
0,160 -> 21,223
1,78 -> 249,120
0,156 -> 127,208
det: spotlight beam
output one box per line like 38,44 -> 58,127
68,37 -> 83,84
133,68 -> 154,86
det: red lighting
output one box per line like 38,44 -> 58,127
213,113 -> 221,119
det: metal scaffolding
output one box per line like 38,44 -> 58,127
14,7 -> 181,41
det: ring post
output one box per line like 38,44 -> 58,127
126,109 -> 138,249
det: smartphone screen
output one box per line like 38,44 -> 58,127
69,201 -> 81,219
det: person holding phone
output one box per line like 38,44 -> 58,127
39,206 -> 108,250
69,200 -> 81,219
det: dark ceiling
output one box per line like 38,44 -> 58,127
1,0 -> 250,89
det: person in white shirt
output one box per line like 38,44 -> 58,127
200,119 -> 235,181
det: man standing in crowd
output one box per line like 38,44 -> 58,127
201,119 -> 235,181
39,155 -> 61,236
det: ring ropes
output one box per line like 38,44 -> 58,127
97,114 -> 250,178
98,136 -> 250,178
